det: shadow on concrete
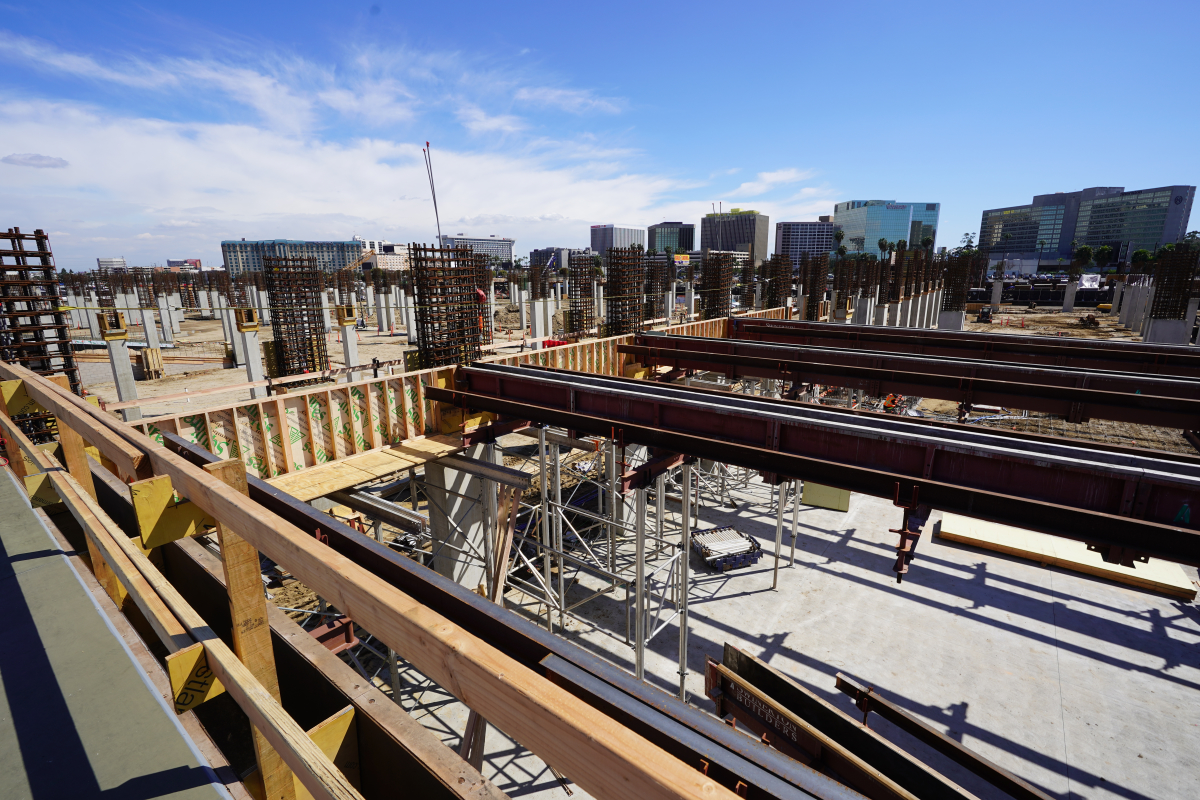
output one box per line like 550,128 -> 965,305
0,527 -> 216,799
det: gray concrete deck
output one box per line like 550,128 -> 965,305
0,470 -> 227,799
550,478 -> 1200,800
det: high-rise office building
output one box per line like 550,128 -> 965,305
437,234 -> 515,266
590,225 -> 645,254
831,201 -> 940,255
700,209 -> 769,263
96,257 -> 127,270
775,220 -> 835,262
979,185 -> 1195,266
221,239 -> 364,274
647,222 -> 695,253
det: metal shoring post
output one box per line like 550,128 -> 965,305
552,435 -> 565,631
772,481 -> 786,589
655,472 -> 665,560
375,519 -> 401,701
678,461 -> 692,702
790,479 -> 801,565
608,439 -> 618,580
538,426 -> 553,633
635,487 -> 647,681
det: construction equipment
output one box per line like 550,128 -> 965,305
691,526 -> 762,571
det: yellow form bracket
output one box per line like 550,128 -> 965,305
23,472 -> 62,508
166,642 -> 225,713
243,705 -> 360,800
1,379 -> 45,416
130,474 -> 217,549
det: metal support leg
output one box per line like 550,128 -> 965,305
635,488 -> 646,681
790,479 -> 800,565
553,439 -> 565,631
538,426 -> 553,632
655,472 -> 665,559
679,462 -> 692,702
773,482 -> 786,589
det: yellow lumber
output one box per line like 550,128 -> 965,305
0,360 -> 736,800
938,513 -> 1196,600
801,482 -> 850,512
167,641 -> 227,712
205,458 -> 295,800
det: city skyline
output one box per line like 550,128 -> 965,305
1,1 -> 1197,270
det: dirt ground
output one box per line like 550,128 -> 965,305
964,307 -> 1140,340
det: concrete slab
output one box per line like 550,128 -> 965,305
0,470 -> 225,799
538,477 -> 1200,800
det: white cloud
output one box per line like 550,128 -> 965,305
0,98 -> 689,269
455,104 -> 526,134
731,168 -> 814,197
515,87 -> 621,114
4,33 -> 176,89
2,153 -> 69,168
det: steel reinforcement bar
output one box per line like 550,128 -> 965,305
430,363 -> 1200,567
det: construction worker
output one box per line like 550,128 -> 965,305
883,394 -> 899,412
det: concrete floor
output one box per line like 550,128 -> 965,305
507,473 -> 1200,800
0,471 -> 226,799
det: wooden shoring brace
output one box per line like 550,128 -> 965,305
205,458 -> 297,800
460,483 -> 521,770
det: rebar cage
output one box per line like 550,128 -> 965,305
263,256 -> 330,377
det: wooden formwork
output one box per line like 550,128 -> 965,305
130,310 -> 788,479
0,360 -> 738,800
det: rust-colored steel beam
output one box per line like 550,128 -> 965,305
729,319 -> 1200,380
430,364 -> 1200,567
621,334 -> 1200,429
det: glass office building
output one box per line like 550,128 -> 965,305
978,185 -> 1194,267
437,234 -> 516,266
700,209 -> 769,264
647,222 -> 695,253
831,201 -> 940,256
221,239 -> 365,274
775,220 -> 835,262
590,225 -> 645,254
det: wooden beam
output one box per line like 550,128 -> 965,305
205,458 -> 295,800
2,360 -> 738,800
0,364 -> 150,481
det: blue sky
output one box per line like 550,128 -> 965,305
1,0 -> 1196,269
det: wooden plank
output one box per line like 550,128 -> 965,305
722,645 -> 980,800
205,458 -> 296,800
49,375 -> 96,500
7,362 -> 735,800
938,513 -> 1196,600
274,398 -> 295,474
0,368 -> 150,481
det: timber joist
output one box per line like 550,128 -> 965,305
730,319 -> 1200,380
433,363 -> 1200,567
0,359 -> 746,800
622,333 -> 1200,429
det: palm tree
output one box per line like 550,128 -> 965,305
921,235 -> 933,256
878,237 -> 889,260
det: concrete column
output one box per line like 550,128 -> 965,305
1062,282 -> 1078,313
226,310 -> 246,366
86,294 -> 102,339
156,297 -> 174,345
320,290 -> 332,333
888,301 -> 902,326
922,291 -> 936,328
754,283 -> 762,310
106,339 -> 141,422
1120,285 -> 1138,326
140,307 -> 161,349
937,310 -> 965,330
1108,283 -> 1124,316
488,284 -> 496,334
240,327 -> 266,398
899,297 -> 914,327
1134,288 -> 1153,334
685,283 -> 695,320
341,323 -> 359,382
990,279 -> 1003,307
596,285 -> 605,320
365,286 -> 375,320
377,291 -> 388,333
197,290 -> 211,320
218,303 -> 232,343
518,287 -> 528,332
531,297 -> 547,339
405,303 -> 417,345
168,292 -> 183,333
426,443 -> 496,589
